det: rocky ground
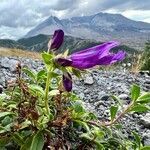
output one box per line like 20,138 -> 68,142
0,56 -> 150,146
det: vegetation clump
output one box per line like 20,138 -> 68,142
141,41 -> 150,72
0,30 -> 150,150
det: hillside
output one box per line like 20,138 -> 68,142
0,39 -> 25,49
0,34 -> 137,55
25,12 -> 150,50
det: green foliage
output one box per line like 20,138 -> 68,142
110,106 -> 118,121
131,84 -> 140,101
141,41 -> 150,72
0,50 -> 150,150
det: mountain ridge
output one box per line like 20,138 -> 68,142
25,12 -> 150,50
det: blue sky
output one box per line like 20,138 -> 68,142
0,0 -> 150,39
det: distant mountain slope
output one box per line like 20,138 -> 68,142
25,12 -> 150,50
0,39 -> 25,49
0,34 -> 137,55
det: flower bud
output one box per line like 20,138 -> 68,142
63,72 -> 72,92
48,29 -> 64,52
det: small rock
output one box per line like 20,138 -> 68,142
84,75 -> 94,85
118,94 -> 129,100
101,95 -> 110,101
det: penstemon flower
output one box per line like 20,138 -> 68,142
52,30 -> 126,92
57,41 -> 126,69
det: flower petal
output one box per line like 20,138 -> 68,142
70,41 -> 120,69
97,51 -> 126,65
63,72 -> 72,92
70,41 -> 119,60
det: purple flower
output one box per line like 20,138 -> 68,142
56,41 -> 126,69
55,41 -> 126,92
63,72 -> 72,92
48,29 -> 64,51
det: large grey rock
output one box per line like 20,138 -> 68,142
9,59 -> 20,72
1,57 -> 10,68
1,57 -> 19,72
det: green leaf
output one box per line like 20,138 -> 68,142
0,137 -> 10,148
50,72 -> 59,78
80,133 -> 92,140
110,106 -> 118,121
42,53 -> 53,65
0,123 -> 13,133
21,135 -> 34,150
93,127 -> 105,139
1,116 -> 12,126
29,84 -> 45,96
36,70 -> 46,81
13,133 -> 24,146
30,131 -> 44,150
72,68 -> 81,78
49,90 -> 60,96
132,131 -> 141,149
131,104 -> 150,112
140,146 -> 150,150
131,84 -> 140,101
74,120 -> 90,131
111,95 -> 123,107
73,101 -> 85,113
0,112 -> 15,119
95,140 -> 104,150
20,120 -> 31,129
63,49 -> 69,57
22,68 -> 36,81
137,93 -> 150,104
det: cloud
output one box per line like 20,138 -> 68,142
0,26 -> 30,40
0,0 -> 150,39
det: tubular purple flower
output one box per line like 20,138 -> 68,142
56,41 -> 126,69
63,72 -> 72,92
48,29 -> 64,51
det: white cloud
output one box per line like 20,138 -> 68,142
122,10 -> 150,23
0,0 -> 150,39
0,26 -> 31,40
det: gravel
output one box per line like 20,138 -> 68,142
0,56 -> 150,146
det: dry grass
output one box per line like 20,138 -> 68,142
130,54 -> 142,73
0,47 -> 41,59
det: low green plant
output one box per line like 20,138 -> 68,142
0,30 -> 150,150
141,41 -> 150,72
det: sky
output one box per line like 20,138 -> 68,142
0,0 -> 150,39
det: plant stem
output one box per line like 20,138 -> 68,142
45,69 -> 52,114
87,102 -> 134,127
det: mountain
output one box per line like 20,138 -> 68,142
25,12 -> 150,50
0,34 -> 137,55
